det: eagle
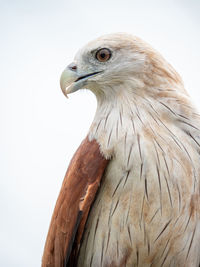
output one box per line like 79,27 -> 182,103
42,33 -> 200,267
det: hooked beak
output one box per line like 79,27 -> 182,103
60,63 -> 101,98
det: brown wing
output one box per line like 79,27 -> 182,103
42,136 -> 109,267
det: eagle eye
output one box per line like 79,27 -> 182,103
95,48 -> 112,62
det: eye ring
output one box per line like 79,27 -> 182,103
95,48 -> 112,62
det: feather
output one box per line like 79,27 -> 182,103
42,137 -> 109,267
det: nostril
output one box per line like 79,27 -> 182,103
68,63 -> 77,71
71,65 -> 77,70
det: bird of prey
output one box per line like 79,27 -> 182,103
42,33 -> 200,267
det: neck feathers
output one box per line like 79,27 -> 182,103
89,83 -> 200,159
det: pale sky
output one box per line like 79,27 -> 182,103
1,0 -> 200,266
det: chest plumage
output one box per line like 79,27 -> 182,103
78,95 -> 200,266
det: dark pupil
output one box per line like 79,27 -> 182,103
100,52 -> 106,59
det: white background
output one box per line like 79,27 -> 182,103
1,0 -> 200,266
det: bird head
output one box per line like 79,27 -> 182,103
60,33 -> 183,102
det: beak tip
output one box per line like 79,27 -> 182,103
60,86 -> 69,98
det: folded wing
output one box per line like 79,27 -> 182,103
42,137 -> 109,267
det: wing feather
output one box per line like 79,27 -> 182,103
42,136 -> 109,267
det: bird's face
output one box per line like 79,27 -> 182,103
60,33 -> 146,99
